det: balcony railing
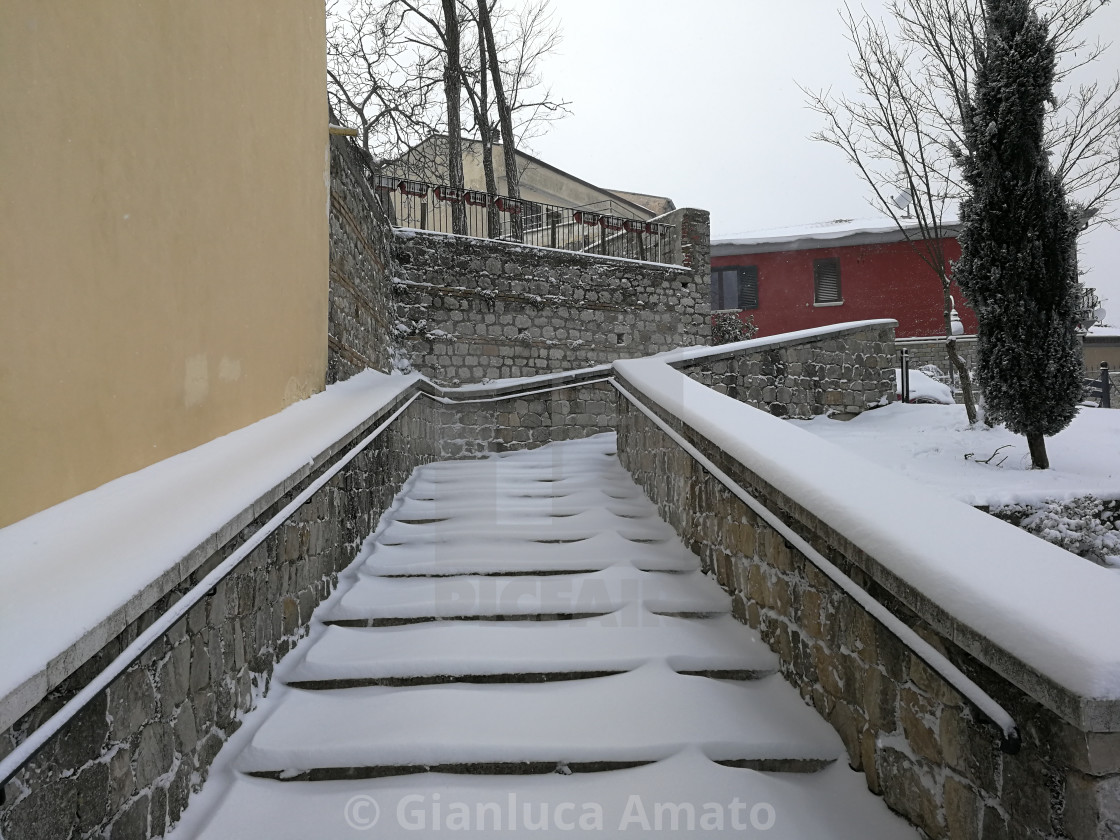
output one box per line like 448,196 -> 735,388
370,175 -> 674,264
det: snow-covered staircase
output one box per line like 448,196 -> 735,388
170,434 -> 916,838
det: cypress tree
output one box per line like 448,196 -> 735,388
954,0 -> 1083,469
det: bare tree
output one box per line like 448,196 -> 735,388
326,0 -> 442,163
804,0 -> 1120,425
327,0 -> 568,203
461,2 -> 501,236
458,0 -> 568,234
482,1 -> 568,151
478,0 -> 521,244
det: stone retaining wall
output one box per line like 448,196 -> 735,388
0,392 -> 441,840
327,134 -> 398,383
616,381 -> 1120,840
391,208 -> 712,385
896,336 -> 978,405
676,321 -> 896,418
431,375 -> 616,459
895,335 -> 978,377
0,379 -> 618,839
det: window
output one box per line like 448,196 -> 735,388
814,258 -> 842,304
710,266 -> 759,310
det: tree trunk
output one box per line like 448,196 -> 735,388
1027,433 -> 1049,469
940,277 -> 978,425
441,0 -> 467,236
474,7 -> 500,238
478,0 -> 522,241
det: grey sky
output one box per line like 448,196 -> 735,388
530,0 -> 1120,317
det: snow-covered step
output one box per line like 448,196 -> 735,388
358,531 -> 699,576
286,614 -> 779,686
393,493 -> 657,521
178,749 -> 916,839
324,567 -> 730,624
168,434 -> 919,840
378,509 -> 679,544
236,665 -> 843,776
405,473 -> 646,498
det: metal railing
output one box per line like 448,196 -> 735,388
370,175 -> 674,264
1084,361 -> 1112,408
610,373 -> 1020,754
0,361 -> 1024,814
0,394 -> 423,804
0,370 -> 611,803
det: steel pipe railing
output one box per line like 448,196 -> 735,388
610,377 -> 1021,754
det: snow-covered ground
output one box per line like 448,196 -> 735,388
800,403 -> 1120,508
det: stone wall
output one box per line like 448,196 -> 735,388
0,393 -> 441,840
895,335 -> 978,404
0,376 -> 620,839
328,131 -> 713,388
430,371 -> 616,458
676,321 -> 897,418
327,134 -> 398,382
615,380 -> 1120,840
392,210 -> 711,385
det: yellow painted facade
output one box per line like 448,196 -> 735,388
0,3 -> 329,527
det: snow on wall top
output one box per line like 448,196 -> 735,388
654,320 -> 898,366
0,371 -> 419,732
613,356 -> 1120,703
712,216 -> 961,249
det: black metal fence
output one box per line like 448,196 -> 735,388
1083,361 -> 1112,408
370,175 -> 675,264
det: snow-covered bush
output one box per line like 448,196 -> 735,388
992,496 -> 1120,567
712,312 -> 759,345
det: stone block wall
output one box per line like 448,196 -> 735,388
677,321 -> 897,418
0,394 -> 442,839
0,375 -> 621,839
327,134 -> 398,382
895,336 -> 978,376
615,385 -> 1120,840
328,131 -> 714,388
392,212 -> 711,385
432,375 -> 616,458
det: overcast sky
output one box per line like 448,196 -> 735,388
530,0 -> 1120,318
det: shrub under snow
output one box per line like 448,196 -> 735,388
712,312 -> 759,345
993,497 -> 1120,567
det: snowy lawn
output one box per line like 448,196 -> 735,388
799,402 -> 1120,508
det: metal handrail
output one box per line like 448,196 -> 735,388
610,377 -> 1021,754
3,363 -> 1016,814
0,370 -> 621,801
0,394 -> 421,802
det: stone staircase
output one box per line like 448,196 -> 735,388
169,434 -> 915,838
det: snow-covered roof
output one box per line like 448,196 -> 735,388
1086,324 -> 1120,339
712,216 -> 961,256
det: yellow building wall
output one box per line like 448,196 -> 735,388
0,2 -> 329,527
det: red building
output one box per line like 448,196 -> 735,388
710,218 -> 978,339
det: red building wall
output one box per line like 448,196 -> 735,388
711,237 -> 978,339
